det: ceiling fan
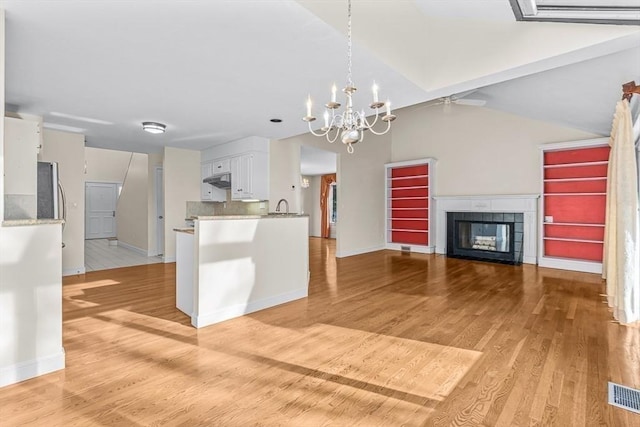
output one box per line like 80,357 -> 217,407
425,91 -> 487,109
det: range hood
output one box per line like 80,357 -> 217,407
203,172 -> 231,189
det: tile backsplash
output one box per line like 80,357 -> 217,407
186,199 -> 268,218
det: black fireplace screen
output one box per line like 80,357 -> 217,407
447,212 -> 524,265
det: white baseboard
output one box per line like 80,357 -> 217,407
192,288 -> 308,328
163,256 -> 176,263
539,256 -> 602,274
117,241 -> 148,256
0,349 -> 65,388
385,243 -> 435,254
336,245 -> 385,258
63,266 -> 86,276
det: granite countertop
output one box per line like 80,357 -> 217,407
3,218 -> 65,227
173,227 -> 195,234
195,213 -> 309,220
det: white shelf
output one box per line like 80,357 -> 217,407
543,222 -> 604,227
544,160 -> 608,168
390,228 -> 428,233
543,177 -> 606,182
544,237 -> 603,244
390,174 -> 428,180
544,192 -> 606,196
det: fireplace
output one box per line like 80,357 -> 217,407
447,212 -> 523,265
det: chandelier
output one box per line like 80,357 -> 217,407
302,0 -> 396,154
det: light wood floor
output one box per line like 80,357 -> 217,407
1,238 -> 638,426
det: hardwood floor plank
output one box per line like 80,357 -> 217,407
1,238 -> 638,426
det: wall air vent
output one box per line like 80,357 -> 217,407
608,382 -> 640,414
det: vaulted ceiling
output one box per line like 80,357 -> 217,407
3,0 -> 639,154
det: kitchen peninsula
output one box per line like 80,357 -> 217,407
175,214 -> 309,328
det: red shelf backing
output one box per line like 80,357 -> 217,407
544,146 -> 610,165
391,198 -> 429,209
544,164 -> 608,180
391,176 -> 428,188
392,231 -> 428,245
391,209 -> 428,219
544,179 -> 607,194
391,187 -> 429,198
544,194 -> 606,224
391,165 -> 428,178
392,219 -> 428,231
544,224 -> 605,241
544,239 -> 603,262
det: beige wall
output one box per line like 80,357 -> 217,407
163,147 -> 200,261
84,147 -> 130,183
391,104 -> 598,196
277,131 -> 391,257
116,153 -> 149,252
41,129 -> 86,274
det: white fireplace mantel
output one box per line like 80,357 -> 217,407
433,194 -> 540,265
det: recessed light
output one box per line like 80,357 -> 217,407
142,122 -> 166,134
270,118 -> 283,123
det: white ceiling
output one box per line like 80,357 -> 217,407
3,0 -> 639,155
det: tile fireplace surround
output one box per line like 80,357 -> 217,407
434,195 -> 540,265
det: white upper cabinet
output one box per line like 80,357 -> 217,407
200,161 -> 226,202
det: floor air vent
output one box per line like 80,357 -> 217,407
608,382 -> 640,414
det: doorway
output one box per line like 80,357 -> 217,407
299,145 -> 338,240
85,182 -> 120,239
155,166 -> 164,257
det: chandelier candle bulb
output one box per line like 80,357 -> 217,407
331,84 -> 337,103
306,95 -> 312,117
386,100 -> 391,115
372,82 -> 379,103
323,110 -> 329,128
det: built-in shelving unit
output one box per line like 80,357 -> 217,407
385,158 -> 436,253
539,138 -> 610,273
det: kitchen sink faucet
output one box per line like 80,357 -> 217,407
275,199 -> 289,214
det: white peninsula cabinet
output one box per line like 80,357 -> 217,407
174,214 -> 309,328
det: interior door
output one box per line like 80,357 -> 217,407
85,182 -> 118,239
155,167 -> 164,256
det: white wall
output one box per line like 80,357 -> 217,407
276,131 -> 391,257
163,147 -> 200,261
0,224 -> 64,387
116,153 -> 149,252
301,175 -> 322,237
391,104 -> 598,196
3,117 -> 39,219
269,140 -> 301,213
41,129 -> 85,275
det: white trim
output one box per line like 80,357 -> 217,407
384,242 -> 434,254
117,241 -> 148,256
434,194 -> 539,201
63,266 -> 86,276
336,244 -> 385,258
163,255 -> 176,263
0,350 -> 65,388
192,288 -> 308,328
539,256 -> 602,274
539,137 -> 609,152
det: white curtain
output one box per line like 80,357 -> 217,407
603,100 -> 640,325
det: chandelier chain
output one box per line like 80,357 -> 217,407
347,0 -> 353,88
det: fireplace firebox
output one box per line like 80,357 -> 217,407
447,212 -> 523,265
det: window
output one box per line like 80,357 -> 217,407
330,183 -> 337,224
510,0 -> 640,24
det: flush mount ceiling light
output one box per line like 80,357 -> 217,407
142,122 -> 166,134
302,0 -> 395,154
